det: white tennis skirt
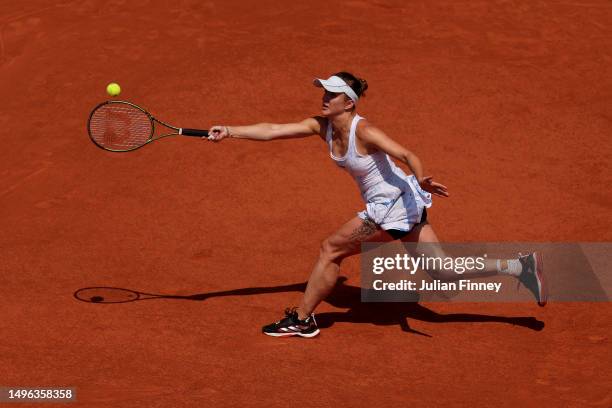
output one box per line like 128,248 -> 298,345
357,175 -> 432,232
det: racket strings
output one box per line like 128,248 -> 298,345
89,104 -> 153,151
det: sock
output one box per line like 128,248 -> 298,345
497,259 -> 522,276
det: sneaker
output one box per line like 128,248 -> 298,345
262,307 -> 320,338
518,252 -> 547,306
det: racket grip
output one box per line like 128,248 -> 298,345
180,128 -> 209,137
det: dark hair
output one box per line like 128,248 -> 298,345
334,71 -> 368,98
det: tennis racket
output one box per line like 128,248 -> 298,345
87,100 -> 209,152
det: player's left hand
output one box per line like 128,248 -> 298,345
419,176 -> 449,197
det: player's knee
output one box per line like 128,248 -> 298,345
319,239 -> 336,260
320,238 -> 345,262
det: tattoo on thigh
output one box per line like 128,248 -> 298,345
349,218 -> 379,242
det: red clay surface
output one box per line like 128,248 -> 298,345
1,1 -> 611,406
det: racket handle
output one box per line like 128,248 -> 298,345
180,128 -> 209,137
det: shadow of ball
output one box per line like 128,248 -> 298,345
90,296 -> 104,303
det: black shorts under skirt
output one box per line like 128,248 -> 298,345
385,208 -> 428,241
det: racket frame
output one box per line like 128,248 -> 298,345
87,100 -> 206,152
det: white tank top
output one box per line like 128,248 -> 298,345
326,114 -> 432,213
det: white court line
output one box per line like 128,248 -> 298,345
0,165 -> 50,198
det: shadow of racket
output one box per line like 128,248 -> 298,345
74,287 -> 209,304
73,283 -> 308,304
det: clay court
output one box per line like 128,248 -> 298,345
1,0 -> 611,406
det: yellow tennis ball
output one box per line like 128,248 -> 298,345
106,82 -> 121,97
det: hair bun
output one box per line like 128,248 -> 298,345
358,78 -> 368,96
332,71 -> 368,98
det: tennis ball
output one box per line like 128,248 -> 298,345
106,82 -> 121,97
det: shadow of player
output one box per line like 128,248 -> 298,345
75,277 -> 544,336
317,278 -> 544,336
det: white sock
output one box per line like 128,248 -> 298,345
497,259 -> 522,276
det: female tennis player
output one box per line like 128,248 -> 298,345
207,72 -> 546,338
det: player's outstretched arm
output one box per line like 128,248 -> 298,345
207,117 -> 324,141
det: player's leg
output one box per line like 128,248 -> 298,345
262,216 -> 388,337
399,221 -> 546,305
400,222 -> 499,280
298,216 -> 388,317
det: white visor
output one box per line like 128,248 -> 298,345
313,75 -> 359,104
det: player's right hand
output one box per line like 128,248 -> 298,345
207,125 -> 231,141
